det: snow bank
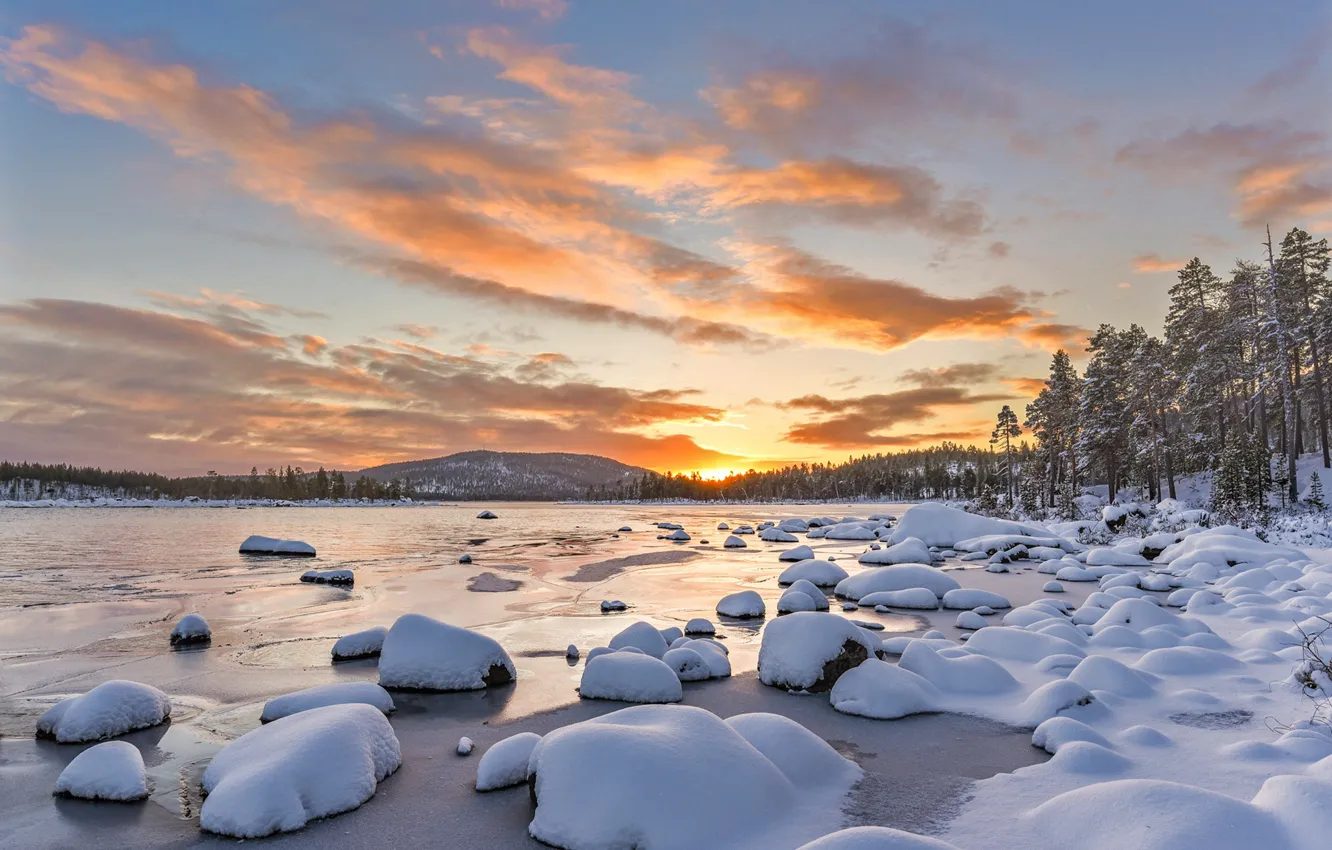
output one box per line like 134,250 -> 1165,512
898,641 -> 1019,695
964,627 -> 1086,663
332,626 -> 388,660
758,612 -> 878,692
940,589 -> 1011,610
760,526 -> 800,543
795,828 -> 962,849
475,732 -> 542,791
170,613 -> 211,644
54,741 -> 149,801
200,703 -> 401,838
239,535 -> 316,556
260,682 -> 395,723
378,614 -> 515,691
526,704 -> 858,850
37,680 -> 171,743
717,589 -> 766,618
579,652 -> 683,703
834,564 -> 961,601
857,588 -> 940,609
830,658 -> 943,719
886,503 -> 1047,548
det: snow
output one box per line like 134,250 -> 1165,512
37,680 -> 171,743
332,626 -> 388,660
823,523 -> 879,540
1086,548 -> 1152,567
53,741 -> 149,801
662,646 -> 712,681
260,682 -> 395,723
898,641 -> 1020,695
457,736 -> 475,755
724,534 -> 747,547
857,537 -> 933,566
856,588 -> 940,609
794,828 -> 962,849
887,503 -> 1048,548
955,611 -> 987,630
608,620 -> 670,657
300,568 -> 354,585
780,544 -> 816,561
829,658 -> 943,719
760,526 -> 800,543
378,614 -> 515,691
834,564 -> 961,601
239,535 -> 316,556
779,558 -> 850,587
1055,565 -> 1098,582
476,510 -> 498,519
475,732 -> 542,791
785,578 -> 831,610
526,705 -> 859,850
666,529 -> 691,541
778,518 -> 811,533
1043,581 -> 1065,593
940,589 -> 1011,610
758,612 -> 879,692
779,589 -> 819,613
725,712 -> 861,788
964,627 -> 1087,663
200,703 -> 401,838
170,612 -> 211,644
579,652 -> 683,703
717,589 -> 766,618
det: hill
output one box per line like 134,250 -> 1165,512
356,450 -> 650,501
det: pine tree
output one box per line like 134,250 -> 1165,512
1165,258 -> 1232,466
990,405 -> 1021,505
1026,350 -> 1082,507
1308,472 -> 1326,511
1079,325 -> 1134,500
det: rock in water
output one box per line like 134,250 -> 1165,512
378,614 -> 515,691
170,613 -> 212,645
239,535 -> 316,556
36,681 -> 172,743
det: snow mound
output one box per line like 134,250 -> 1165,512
662,647 -> 712,681
579,652 -> 683,703
1032,716 -> 1112,754
717,590 -> 765,618
724,535 -> 747,548
834,564 -> 961,601
940,589 -> 1011,610
795,827 -> 962,849
170,613 -> 211,644
898,641 -> 1019,695
1055,565 -> 1097,582
476,510 -> 498,519
887,503 -> 1047,548
858,537 -> 933,566
785,578 -> 830,609
824,523 -> 879,540
759,612 -> 878,692
964,627 -> 1086,663
780,544 -> 816,561
955,611 -> 987,630
239,535 -> 316,556
37,680 -> 171,743
457,737 -> 474,755
527,705 -> 858,850
260,682 -> 395,723
760,527 -> 799,543
54,740 -> 149,801
475,732 -> 542,791
1043,581 -> 1064,593
332,626 -> 388,660
857,588 -> 940,609
1086,548 -> 1152,567
779,559 -> 850,587
1133,646 -> 1242,676
666,529 -> 691,541
378,614 -> 515,691
684,617 -> 715,635
1022,779 -> 1289,850
609,620 -> 670,658
1066,656 -> 1157,698
725,712 -> 861,788
830,658 -> 943,719
200,704 -> 401,838
1016,679 -> 1095,727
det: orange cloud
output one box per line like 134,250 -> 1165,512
778,388 -> 1012,448
1132,254 -> 1185,273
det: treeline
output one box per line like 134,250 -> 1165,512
585,443 -> 1004,502
0,461 -> 413,502
998,225 -> 1329,523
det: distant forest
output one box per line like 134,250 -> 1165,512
0,462 -> 409,502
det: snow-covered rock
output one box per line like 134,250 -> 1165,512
662,646 -> 712,681
887,503 -> 1047,548
717,589 -> 765,618
239,535 -> 316,556
857,537 -> 933,566
684,617 -> 715,635
666,529 -> 691,541
53,741 -> 149,801
898,641 -> 1019,695
824,523 -> 878,540
457,737 -> 474,755
760,527 -> 800,543
378,614 -> 515,691
856,588 -> 940,609
600,599 -> 628,612
940,589 -> 1011,610
834,564 -> 961,601
1086,547 -> 1152,567
579,652 -> 683,703
830,658 -> 943,719
779,558 -> 850,587
779,544 -> 816,562
475,732 -> 542,791
200,704 -> 401,838
260,682 -> 395,723
332,626 -> 388,660
609,620 -> 670,658
37,680 -> 171,743
526,705 -> 859,850
300,568 -> 354,585
723,534 -> 747,548
170,613 -> 211,644
778,589 -> 819,613
955,611 -> 987,630
476,510 -> 498,519
1043,581 -> 1065,593
964,627 -> 1086,663
758,612 -> 878,692
778,518 -> 811,533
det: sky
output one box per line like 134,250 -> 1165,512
1,0 -> 1329,478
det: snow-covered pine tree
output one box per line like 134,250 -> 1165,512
1025,349 -> 1082,508
1308,471 -> 1326,512
1165,258 -> 1233,469
990,405 -> 1021,505
1078,325 -> 1134,500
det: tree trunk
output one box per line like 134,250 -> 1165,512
1266,226 -> 1299,503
